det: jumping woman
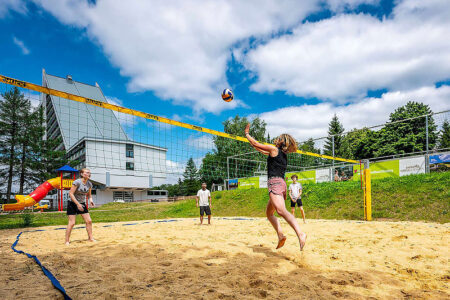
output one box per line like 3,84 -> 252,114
245,124 -> 307,251
65,168 -> 95,245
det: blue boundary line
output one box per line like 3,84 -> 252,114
11,232 -> 72,300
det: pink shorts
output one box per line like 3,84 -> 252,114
267,177 -> 287,200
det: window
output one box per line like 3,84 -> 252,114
126,162 -> 134,170
113,191 -> 134,202
147,190 -> 168,196
126,144 -> 134,158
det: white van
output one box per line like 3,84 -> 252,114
39,200 -> 50,206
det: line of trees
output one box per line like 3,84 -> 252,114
154,101 -> 449,196
0,88 -> 73,203
325,102 -> 448,161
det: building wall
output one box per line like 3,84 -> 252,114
47,189 -> 156,207
94,189 -> 158,206
85,139 -> 166,189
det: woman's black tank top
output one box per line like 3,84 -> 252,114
267,147 -> 287,178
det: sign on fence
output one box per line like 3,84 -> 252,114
399,156 -> 426,176
238,177 -> 259,189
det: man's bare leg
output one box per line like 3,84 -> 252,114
270,193 -> 307,250
207,215 -> 211,224
300,207 -> 306,224
200,215 -> 203,225
291,207 -> 295,217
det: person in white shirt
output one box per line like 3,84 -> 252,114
288,175 -> 305,224
196,182 -> 212,225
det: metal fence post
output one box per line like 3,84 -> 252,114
425,114 -> 429,154
332,135 -> 335,172
226,157 -> 230,182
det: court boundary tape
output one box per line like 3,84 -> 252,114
9,218 -> 255,299
11,232 -> 72,300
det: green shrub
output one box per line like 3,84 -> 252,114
22,213 -> 33,227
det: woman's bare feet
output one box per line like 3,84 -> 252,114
299,233 -> 307,251
88,239 -> 96,242
276,235 -> 287,249
65,242 -> 70,246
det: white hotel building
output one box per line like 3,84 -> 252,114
42,70 -> 167,205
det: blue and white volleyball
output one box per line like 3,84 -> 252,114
221,88 -> 234,102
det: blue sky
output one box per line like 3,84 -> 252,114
1,0 -> 449,142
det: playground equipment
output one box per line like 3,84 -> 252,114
55,165 -> 79,211
1,165 -> 78,212
34,201 -> 50,211
2,178 -> 62,211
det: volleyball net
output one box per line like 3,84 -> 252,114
0,74 -> 357,188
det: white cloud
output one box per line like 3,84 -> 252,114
325,0 -> 380,11
28,0 -> 324,113
12,36 -> 30,55
165,160 -> 184,184
185,135 -> 214,150
27,91 -> 41,108
105,96 -> 138,126
0,0 -> 27,18
243,0 -> 450,102
257,85 -> 450,142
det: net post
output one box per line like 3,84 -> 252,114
226,157 -> 230,188
363,160 -> 372,221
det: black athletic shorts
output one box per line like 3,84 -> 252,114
290,198 -> 303,207
67,201 -> 89,215
200,206 -> 211,216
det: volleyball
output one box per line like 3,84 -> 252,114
222,88 -> 233,102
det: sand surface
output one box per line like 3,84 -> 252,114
0,218 -> 449,299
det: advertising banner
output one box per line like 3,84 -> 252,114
429,153 -> 450,164
429,152 -> 450,172
259,176 -> 268,188
399,156 -> 425,176
285,170 -> 316,185
316,168 -> 331,183
228,179 -> 238,190
238,177 -> 259,189
353,160 -> 400,180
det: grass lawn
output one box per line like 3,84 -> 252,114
1,172 -> 448,229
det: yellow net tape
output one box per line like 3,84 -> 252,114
0,74 -> 358,163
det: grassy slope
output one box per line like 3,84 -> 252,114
0,172 -> 448,229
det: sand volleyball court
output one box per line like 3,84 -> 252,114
0,218 -> 448,299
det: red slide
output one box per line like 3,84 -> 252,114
2,178 -> 61,211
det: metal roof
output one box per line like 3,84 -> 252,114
55,165 -> 79,172
43,71 -> 129,149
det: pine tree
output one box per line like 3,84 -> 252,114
15,107 -> 33,194
439,120 -> 450,149
324,114 -> 345,157
0,88 -> 31,202
183,158 -> 200,196
28,106 -> 70,185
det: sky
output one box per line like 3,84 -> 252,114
1,0 -> 449,143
